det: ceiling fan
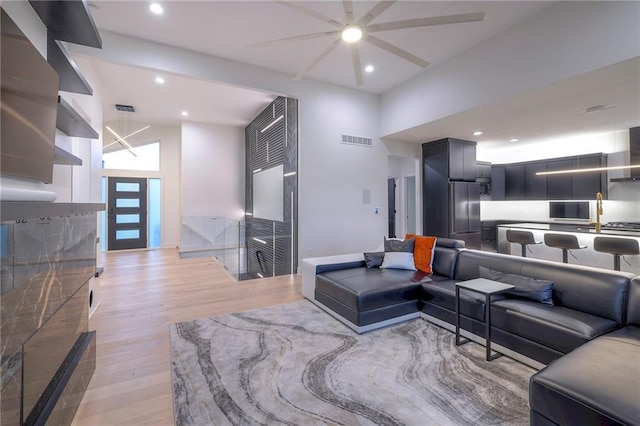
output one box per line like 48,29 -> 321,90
246,0 -> 485,86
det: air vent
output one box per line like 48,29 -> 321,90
341,134 -> 373,147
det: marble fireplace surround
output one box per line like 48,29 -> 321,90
1,202 -> 104,425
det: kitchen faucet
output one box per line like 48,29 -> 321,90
595,192 -> 603,233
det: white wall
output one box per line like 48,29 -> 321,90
71,33 -> 386,261
181,122 -> 245,220
380,1 -> 640,137
102,122 -> 182,247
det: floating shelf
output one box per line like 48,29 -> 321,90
48,38 -> 92,95
29,0 -> 102,48
57,96 -> 99,139
54,145 -> 82,166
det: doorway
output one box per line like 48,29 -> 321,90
405,176 -> 416,235
387,178 -> 396,238
107,177 -> 148,250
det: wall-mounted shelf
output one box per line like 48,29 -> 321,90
48,38 -> 92,95
54,145 -> 82,166
29,0 -> 102,48
57,96 -> 99,139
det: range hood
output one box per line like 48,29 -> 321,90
610,126 -> 640,182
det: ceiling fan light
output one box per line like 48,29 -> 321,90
342,25 -> 363,43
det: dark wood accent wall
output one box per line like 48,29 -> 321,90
245,97 -> 298,278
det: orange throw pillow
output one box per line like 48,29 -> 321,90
405,234 -> 437,273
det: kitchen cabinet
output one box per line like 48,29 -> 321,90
447,139 -> 477,181
491,166 -> 506,200
492,153 -> 608,201
572,154 -> 608,199
525,162 -> 547,200
505,165 -> 525,200
547,159 -> 575,199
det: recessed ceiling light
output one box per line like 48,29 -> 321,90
181,111 -> 188,117
365,65 -> 374,73
341,25 -> 363,43
510,138 -> 519,142
473,131 -> 483,136
155,76 -> 165,84
150,3 -> 163,15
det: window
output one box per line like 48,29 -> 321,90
103,141 -> 160,171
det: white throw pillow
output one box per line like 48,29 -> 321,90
380,252 -> 416,271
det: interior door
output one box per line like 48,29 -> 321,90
387,178 -> 396,238
107,177 -> 147,250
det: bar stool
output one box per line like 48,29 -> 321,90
544,233 -> 587,264
594,237 -> 640,271
506,230 -> 541,257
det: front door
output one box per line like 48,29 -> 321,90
107,177 -> 147,250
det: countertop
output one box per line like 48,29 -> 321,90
1,202 -> 105,222
498,222 -> 640,237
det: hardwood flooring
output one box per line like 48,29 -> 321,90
71,249 -> 302,425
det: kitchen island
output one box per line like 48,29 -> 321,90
497,223 -> 640,274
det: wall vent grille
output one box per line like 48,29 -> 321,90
341,134 -> 373,147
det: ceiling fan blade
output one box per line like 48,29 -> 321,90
358,1 -> 396,27
351,44 -> 363,86
343,0 -> 355,24
245,30 -> 340,48
275,1 -> 343,29
365,35 -> 429,68
367,12 -> 486,32
295,37 -> 342,81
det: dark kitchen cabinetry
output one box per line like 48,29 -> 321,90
448,139 -> 477,181
422,138 -> 481,249
505,165 -> 525,200
572,155 -> 608,199
493,153 -> 607,201
525,162 -> 547,199
491,166 -> 506,200
547,159 -> 575,199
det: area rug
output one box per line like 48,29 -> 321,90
171,300 -> 535,426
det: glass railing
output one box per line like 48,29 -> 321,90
179,216 -> 245,280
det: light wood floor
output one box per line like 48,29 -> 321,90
71,249 -> 303,425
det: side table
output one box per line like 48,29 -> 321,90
455,278 -> 515,361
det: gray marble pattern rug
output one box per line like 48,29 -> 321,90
171,301 -> 535,426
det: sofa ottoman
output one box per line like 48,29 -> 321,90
315,267 -> 427,329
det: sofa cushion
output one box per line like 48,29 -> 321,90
316,267 -> 423,312
478,266 -> 554,305
530,326 -> 640,426
381,252 -> 416,270
455,250 -> 632,324
626,277 -> 640,326
363,252 -> 384,268
405,234 -> 437,274
491,299 -> 619,354
421,281 -> 504,321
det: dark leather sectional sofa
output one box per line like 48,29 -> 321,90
304,238 -> 640,425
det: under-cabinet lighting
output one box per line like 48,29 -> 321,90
537,165 -> 640,176
253,168 -> 262,173
257,273 -> 264,278
260,115 -> 284,133
283,172 -> 296,177
253,237 -> 267,244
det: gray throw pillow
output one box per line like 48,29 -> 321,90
363,252 -> 385,268
384,237 -> 415,253
478,266 -> 554,305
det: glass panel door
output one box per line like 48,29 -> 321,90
107,177 -> 147,250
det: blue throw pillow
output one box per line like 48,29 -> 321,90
478,266 -> 554,305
